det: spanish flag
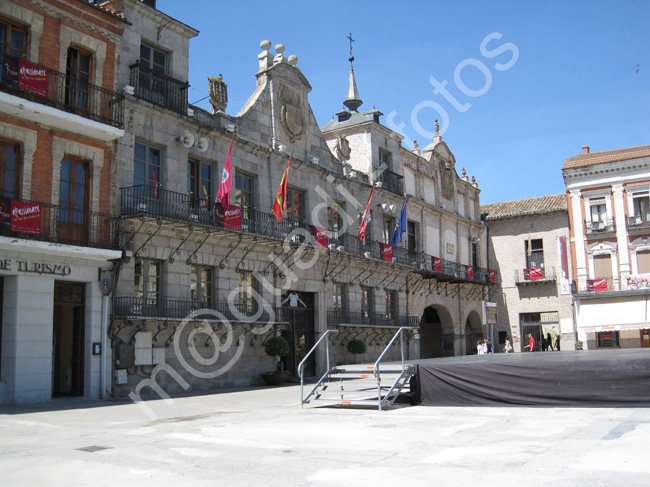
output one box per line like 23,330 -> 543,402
272,156 -> 292,221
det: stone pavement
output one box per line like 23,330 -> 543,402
0,384 -> 649,487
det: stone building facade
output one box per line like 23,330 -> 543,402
563,144 -> 650,350
481,195 -> 575,353
0,0 -> 126,405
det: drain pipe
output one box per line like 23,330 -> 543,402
100,293 -> 110,399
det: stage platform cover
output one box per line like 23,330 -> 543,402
411,349 -> 650,407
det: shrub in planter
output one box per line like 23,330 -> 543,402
347,338 -> 367,363
261,336 -> 291,385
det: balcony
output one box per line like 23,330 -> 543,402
585,218 -> 615,235
515,266 -> 557,285
627,213 -> 650,229
119,185 -> 496,285
113,296 -> 289,323
327,310 -> 419,328
0,53 -> 124,131
377,170 -> 404,195
129,61 -> 189,116
0,198 -> 118,249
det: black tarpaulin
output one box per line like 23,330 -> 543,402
413,349 -> 650,407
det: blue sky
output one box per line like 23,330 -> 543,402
156,0 -> 649,204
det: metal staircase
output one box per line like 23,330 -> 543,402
299,327 -> 417,410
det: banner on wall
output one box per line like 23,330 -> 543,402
11,200 -> 41,234
380,243 -> 393,262
432,256 -> 442,272
309,225 -> 328,248
466,265 -> 474,280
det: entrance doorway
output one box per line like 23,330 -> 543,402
281,291 -> 315,377
52,282 -> 85,396
419,306 -> 455,358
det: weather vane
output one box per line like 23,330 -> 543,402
347,32 -> 354,60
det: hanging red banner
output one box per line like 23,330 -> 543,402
309,225 -> 328,248
587,278 -> 608,292
11,200 -> 41,234
489,269 -> 495,283
19,59 -> 48,96
528,267 -> 543,280
466,265 -> 474,279
224,206 -> 241,231
432,256 -> 442,272
380,243 -> 393,262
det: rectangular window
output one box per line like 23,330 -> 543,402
66,47 -> 91,111
286,187 -> 304,225
632,192 -> 650,223
385,290 -> 397,320
239,271 -> 258,315
134,259 -> 161,311
58,158 -> 88,243
597,331 -> 619,348
188,159 -> 213,210
378,149 -> 391,171
407,221 -> 417,254
472,242 -> 478,268
383,215 -> 395,244
134,141 -> 161,198
191,265 -> 212,308
525,239 -> 544,269
0,139 -> 20,199
0,17 -> 27,58
361,286 -> 373,319
594,254 -> 612,279
637,250 -> 650,274
333,283 -> 345,314
327,203 -> 344,242
235,172 -> 255,220
138,42 -> 168,104
590,197 -> 607,224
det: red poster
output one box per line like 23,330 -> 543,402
11,200 -> 41,234
489,269 -> 495,283
466,265 -> 474,279
587,278 -> 608,292
380,243 -> 393,262
309,225 -> 328,248
432,256 -> 442,272
528,267 -> 543,280
19,59 -> 48,96
224,206 -> 241,230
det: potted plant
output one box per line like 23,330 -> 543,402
261,335 -> 290,385
347,338 -> 367,364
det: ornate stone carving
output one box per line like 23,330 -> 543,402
279,86 -> 304,141
441,158 -> 454,200
208,74 -> 228,114
336,134 -> 351,161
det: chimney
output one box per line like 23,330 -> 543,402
582,145 -> 590,154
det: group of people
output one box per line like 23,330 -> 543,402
524,333 -> 560,352
476,338 -> 492,355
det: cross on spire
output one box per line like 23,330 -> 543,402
347,32 -> 354,59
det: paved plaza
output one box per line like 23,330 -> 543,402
1,384 -> 649,487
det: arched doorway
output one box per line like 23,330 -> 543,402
419,306 -> 455,358
465,310 -> 483,355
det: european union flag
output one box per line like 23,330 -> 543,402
390,199 -> 407,245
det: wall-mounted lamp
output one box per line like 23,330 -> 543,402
225,123 -> 236,133
277,143 -> 287,152
374,181 -> 383,188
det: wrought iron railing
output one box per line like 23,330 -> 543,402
120,185 -> 496,284
627,213 -> 650,229
0,53 -> 124,128
585,218 -> 615,234
113,296 -> 289,322
377,170 -> 404,195
326,310 -> 418,327
129,61 -> 189,115
515,266 -> 556,284
0,198 -> 118,249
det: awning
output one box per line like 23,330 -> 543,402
580,323 -> 650,333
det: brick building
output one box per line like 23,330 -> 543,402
0,0 -> 126,405
481,195 -> 575,352
563,144 -> 650,349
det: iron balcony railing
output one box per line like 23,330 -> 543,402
585,218 -> 615,234
113,296 -> 289,323
327,310 -> 418,327
627,213 -> 650,229
515,266 -> 557,284
0,198 -> 118,249
120,185 -> 496,284
377,170 -> 404,195
129,61 -> 189,115
0,53 -> 124,128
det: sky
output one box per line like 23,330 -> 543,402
156,0 -> 649,204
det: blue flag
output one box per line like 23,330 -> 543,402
390,199 -> 407,245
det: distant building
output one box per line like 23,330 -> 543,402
563,144 -> 650,349
481,195 -> 575,352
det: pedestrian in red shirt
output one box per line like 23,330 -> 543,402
523,333 -> 535,352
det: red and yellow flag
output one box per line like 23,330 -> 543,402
272,156 -> 292,221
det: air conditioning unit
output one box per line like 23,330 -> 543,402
189,214 -> 199,221
337,245 -> 345,252
137,203 -> 147,211
328,243 -> 337,250
290,234 -> 301,243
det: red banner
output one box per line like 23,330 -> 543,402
528,267 -> 543,280
11,200 -> 41,234
19,59 -> 48,96
380,243 -> 393,262
489,269 -> 495,283
466,265 -> 474,279
224,206 -> 241,231
309,225 -> 328,248
432,256 -> 442,272
587,278 -> 608,292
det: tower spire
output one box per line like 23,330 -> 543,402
343,33 -> 363,112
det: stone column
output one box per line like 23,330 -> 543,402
570,190 -> 587,291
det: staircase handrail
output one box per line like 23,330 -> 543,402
373,326 -> 416,380
299,329 -> 338,408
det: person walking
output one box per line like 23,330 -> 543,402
523,333 -> 535,352
504,339 -> 513,353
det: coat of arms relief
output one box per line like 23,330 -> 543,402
279,85 -> 304,141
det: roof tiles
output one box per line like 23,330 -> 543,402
480,194 -> 567,220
